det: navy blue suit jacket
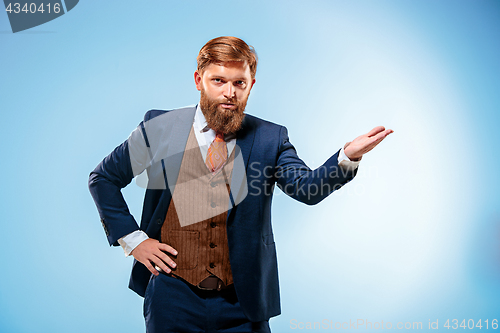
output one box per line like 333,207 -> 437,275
88,106 -> 357,322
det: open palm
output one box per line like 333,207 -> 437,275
344,126 -> 393,161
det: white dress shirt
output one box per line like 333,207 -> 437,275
118,105 -> 361,256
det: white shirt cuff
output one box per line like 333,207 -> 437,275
118,230 -> 149,257
338,146 -> 361,172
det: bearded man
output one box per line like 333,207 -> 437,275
88,36 -> 393,333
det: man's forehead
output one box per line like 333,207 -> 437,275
203,61 -> 250,75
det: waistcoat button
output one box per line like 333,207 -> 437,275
209,263 -> 215,268
210,222 -> 216,228
210,243 -> 216,248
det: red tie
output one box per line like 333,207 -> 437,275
205,131 -> 227,173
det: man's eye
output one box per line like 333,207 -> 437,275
214,78 -> 222,83
236,81 -> 245,86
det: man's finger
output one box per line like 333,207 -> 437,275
367,126 -> 386,137
155,250 -> 177,269
369,128 -> 392,142
365,129 -> 393,151
159,243 -> 178,256
144,260 -> 159,276
151,256 -> 172,274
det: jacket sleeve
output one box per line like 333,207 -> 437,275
88,122 -> 151,246
275,126 -> 357,205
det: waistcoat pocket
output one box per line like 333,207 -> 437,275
167,230 -> 200,270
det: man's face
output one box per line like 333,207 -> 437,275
195,61 -> 255,134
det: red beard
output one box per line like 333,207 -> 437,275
199,88 -> 248,134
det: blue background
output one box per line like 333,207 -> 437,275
1,0 -> 499,332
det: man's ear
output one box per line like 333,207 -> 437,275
250,78 -> 256,89
194,71 -> 202,91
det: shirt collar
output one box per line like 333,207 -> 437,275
194,104 -> 208,133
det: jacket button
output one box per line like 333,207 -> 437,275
210,243 -> 216,248
210,222 -> 216,228
157,218 -> 162,225
209,263 -> 215,268
210,202 -> 216,208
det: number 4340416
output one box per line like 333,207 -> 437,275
5,3 -> 62,14
444,319 -> 498,330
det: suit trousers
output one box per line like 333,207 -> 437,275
144,273 -> 271,333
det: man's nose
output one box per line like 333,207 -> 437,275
223,83 -> 235,99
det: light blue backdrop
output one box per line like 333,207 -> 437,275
1,0 -> 499,332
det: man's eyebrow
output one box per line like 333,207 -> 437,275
230,77 -> 248,81
210,75 -> 248,81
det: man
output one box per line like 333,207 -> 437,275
88,36 -> 393,333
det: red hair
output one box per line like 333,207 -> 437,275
197,36 -> 258,78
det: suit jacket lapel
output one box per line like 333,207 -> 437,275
161,106 -> 196,194
226,115 -> 256,225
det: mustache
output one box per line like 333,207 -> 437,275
218,98 -> 236,104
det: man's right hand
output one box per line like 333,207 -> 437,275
130,238 -> 178,276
